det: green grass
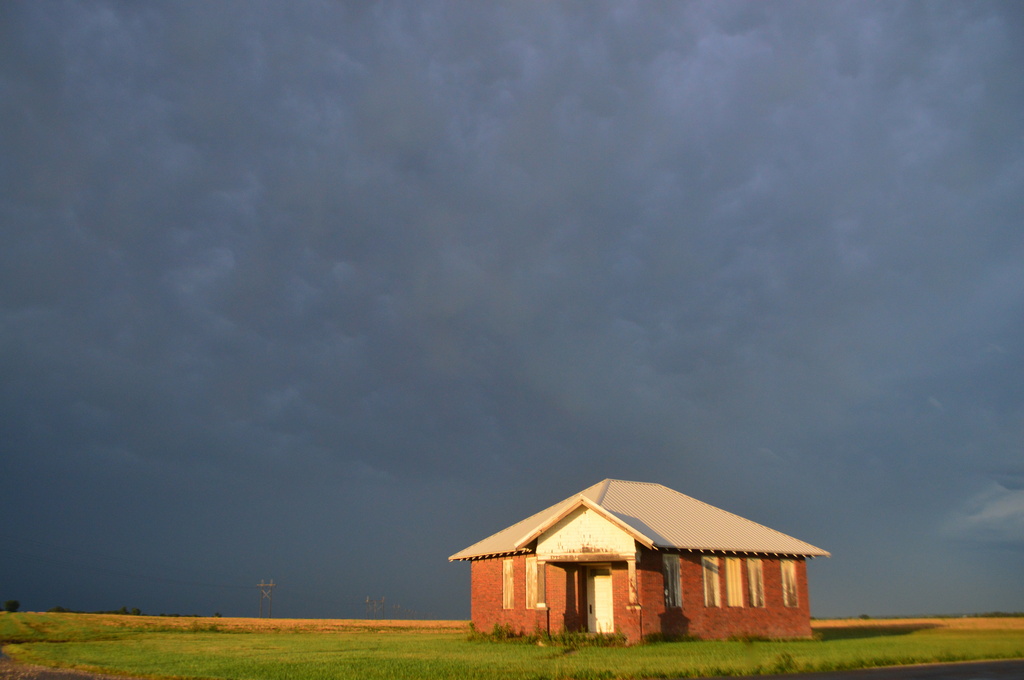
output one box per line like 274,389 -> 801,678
2,612 -> 1023,679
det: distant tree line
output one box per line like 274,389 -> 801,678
829,612 -> 1024,620
47,606 -> 142,615
45,606 -> 218,617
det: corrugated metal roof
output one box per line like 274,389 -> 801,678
449,479 -> 830,560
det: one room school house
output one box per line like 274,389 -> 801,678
449,479 -> 829,642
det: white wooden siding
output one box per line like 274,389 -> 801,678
536,506 -> 635,557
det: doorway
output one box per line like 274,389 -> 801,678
586,566 -> 614,633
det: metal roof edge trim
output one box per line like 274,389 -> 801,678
450,545 -> 830,562
650,545 -> 831,558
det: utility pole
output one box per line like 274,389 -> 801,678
365,596 -> 385,619
257,580 -> 276,618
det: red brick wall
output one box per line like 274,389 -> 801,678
674,552 -> 813,640
470,556 -> 578,636
468,549 -> 815,642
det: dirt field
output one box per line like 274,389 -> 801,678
0,654 -> 140,680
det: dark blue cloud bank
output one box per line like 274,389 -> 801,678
2,1 -> 1022,619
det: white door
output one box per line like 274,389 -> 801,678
586,567 -> 614,633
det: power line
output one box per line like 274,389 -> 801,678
1,533 -> 432,619
257,581 -> 276,618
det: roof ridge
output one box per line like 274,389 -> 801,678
607,478 -> 665,487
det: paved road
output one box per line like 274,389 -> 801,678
698,659 -> 1024,679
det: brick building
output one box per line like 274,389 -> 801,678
449,479 -> 829,642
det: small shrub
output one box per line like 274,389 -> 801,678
3,600 -> 19,613
489,622 -> 518,640
467,623 -> 626,649
467,621 -> 522,642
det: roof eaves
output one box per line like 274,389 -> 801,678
649,544 -> 830,558
448,548 -> 531,562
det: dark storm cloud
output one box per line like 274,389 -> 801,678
2,1 -> 1022,618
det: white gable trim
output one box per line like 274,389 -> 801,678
512,496 -> 655,551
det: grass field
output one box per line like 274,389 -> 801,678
2,612 -> 1023,679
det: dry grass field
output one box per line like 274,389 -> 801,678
94,614 -> 468,634
813,617 -> 1024,631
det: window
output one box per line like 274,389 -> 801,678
536,559 -> 546,607
662,554 -> 681,608
702,555 -> 720,607
502,559 -> 514,609
781,559 -> 798,607
724,557 -> 743,607
747,558 -> 765,607
526,557 -> 539,609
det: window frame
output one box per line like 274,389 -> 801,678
702,555 -> 721,607
662,553 -> 681,609
747,558 -> 765,608
502,558 -> 515,609
724,557 -> 744,607
781,559 -> 798,608
525,557 -> 538,609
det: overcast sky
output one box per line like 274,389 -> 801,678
2,1 -> 1022,620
